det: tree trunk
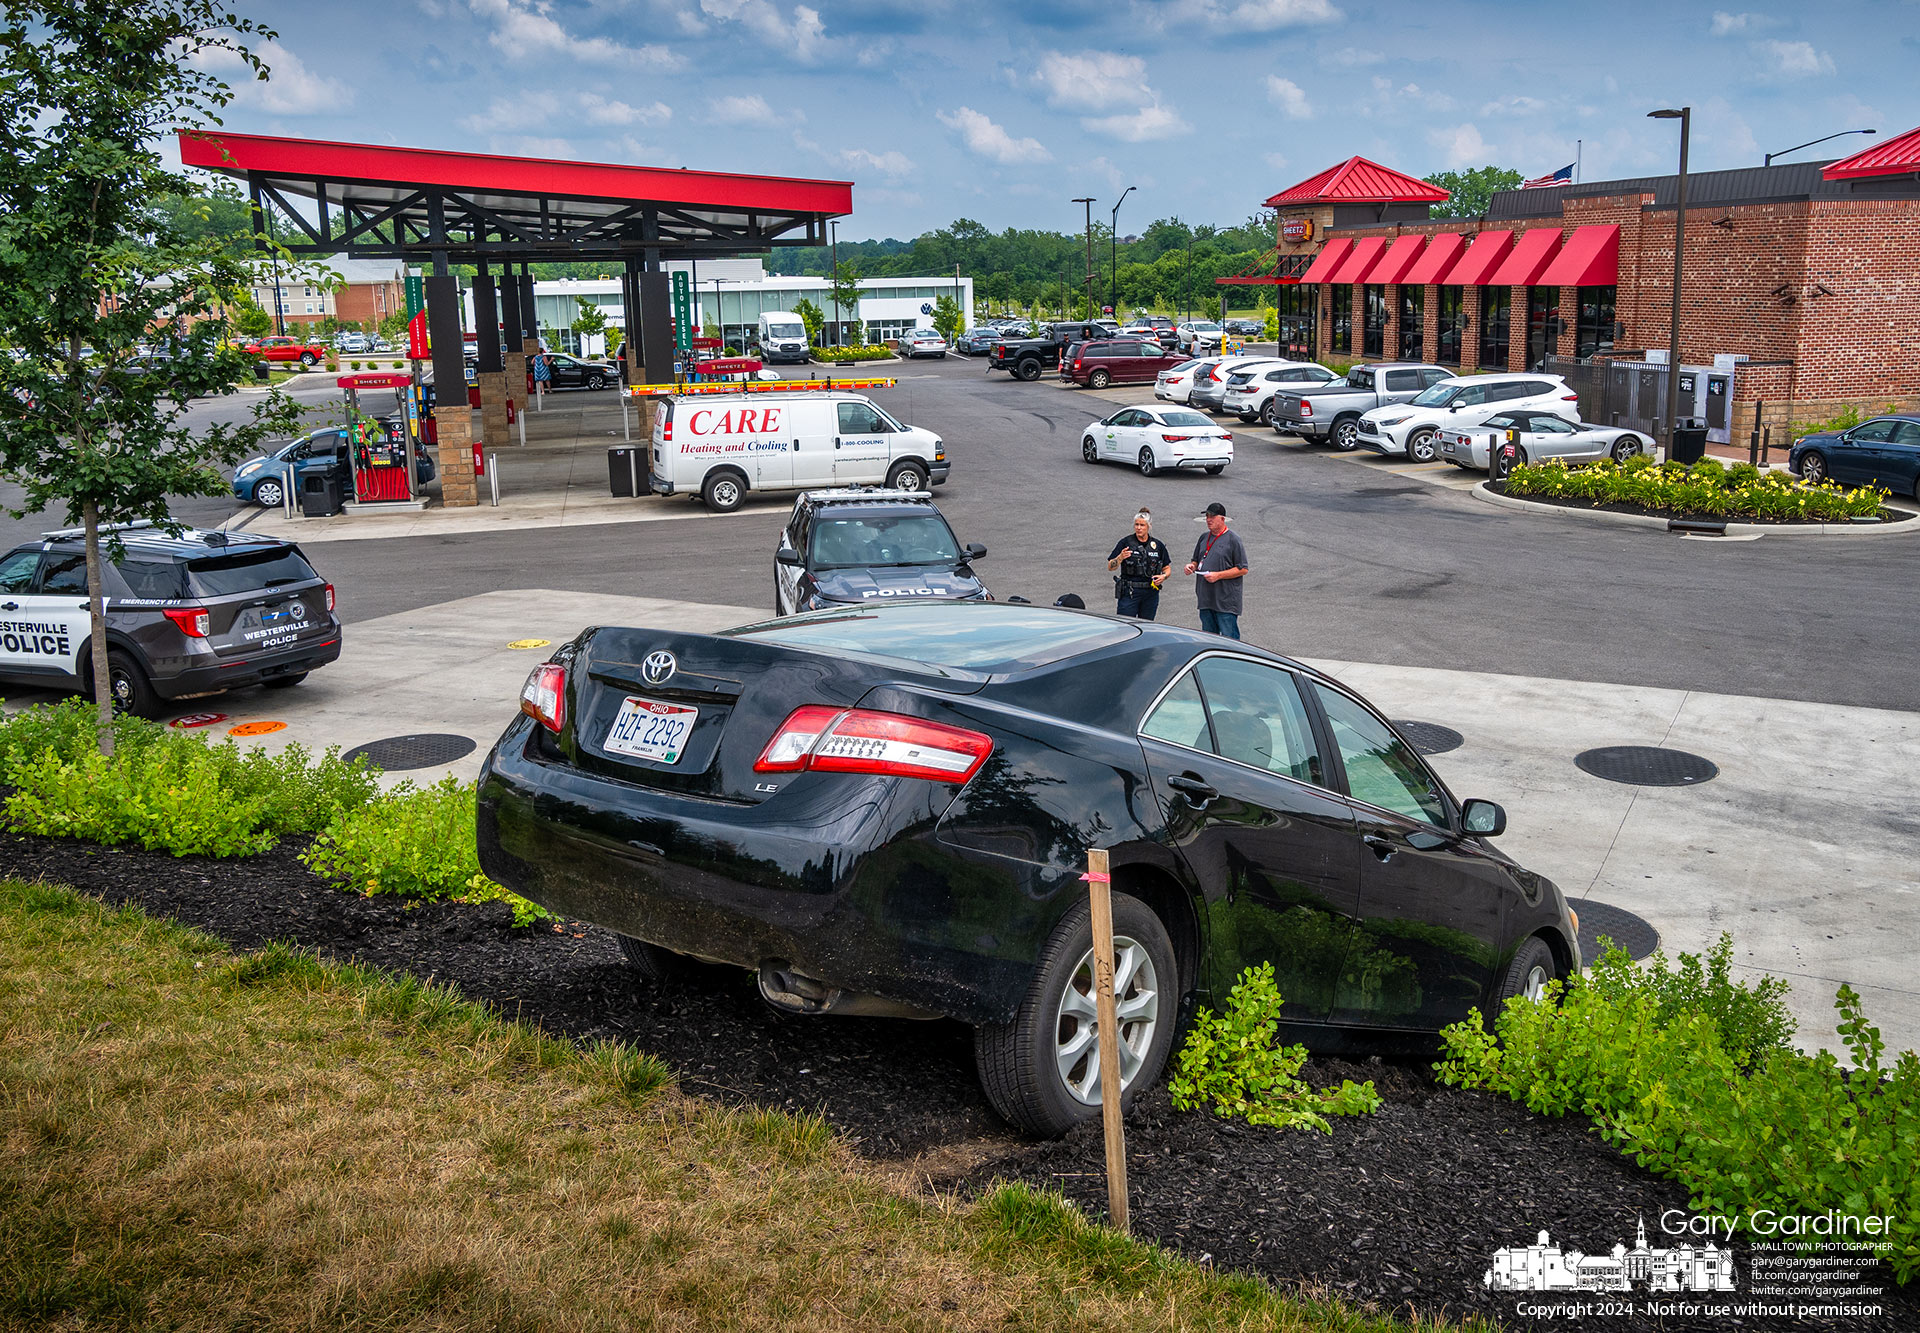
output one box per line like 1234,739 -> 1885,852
82,499 -> 114,758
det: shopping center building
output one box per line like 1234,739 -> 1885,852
1248,127 -> 1920,434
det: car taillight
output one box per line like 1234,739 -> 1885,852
661,411 -> 673,443
755,705 -> 992,783
1222,432 -> 1233,442
519,663 -> 566,733
1299,399 -> 1313,416
163,607 -> 210,637
324,582 -> 335,613
1162,433 -> 1191,442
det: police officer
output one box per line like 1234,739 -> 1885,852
1106,509 -> 1173,620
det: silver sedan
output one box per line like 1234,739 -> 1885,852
1440,409 -> 1652,474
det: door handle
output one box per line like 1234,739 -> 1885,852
1167,774 -> 1218,805
1363,834 -> 1396,862
0,601 -> 16,611
833,437 -> 841,448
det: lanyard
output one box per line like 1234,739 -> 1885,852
1198,532 -> 1220,563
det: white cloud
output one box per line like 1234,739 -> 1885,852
463,92 -> 560,132
1760,39 -> 1835,77
1709,10 -> 1780,34
698,0 -> 826,61
1082,102 -> 1190,142
581,94 -> 672,127
1326,46 -> 1383,67
711,94 -> 784,126
1264,151 -> 1290,172
194,40 -> 350,115
937,107 -> 1051,163
489,134 -> 575,158
840,147 -> 914,178
1265,76 -> 1312,118
1431,122 -> 1490,168
1218,0 -> 1340,28
1034,51 -> 1147,110
1479,95 -> 1549,117
468,0 -> 681,68
1087,155 -> 1127,190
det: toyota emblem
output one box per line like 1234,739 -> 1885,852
288,601 -> 306,619
641,650 -> 676,685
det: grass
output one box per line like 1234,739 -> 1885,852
0,876 -> 1476,1333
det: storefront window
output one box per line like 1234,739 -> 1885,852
1362,285 -> 1385,357
1478,288 -> 1512,370
1398,287 -> 1425,361
1576,285 -> 1617,359
1436,287 -> 1464,365
1330,286 -> 1351,354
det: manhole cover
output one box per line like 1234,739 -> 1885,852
342,733 -> 477,771
1392,720 -> 1464,755
1574,745 -> 1719,787
1575,900 -> 1660,963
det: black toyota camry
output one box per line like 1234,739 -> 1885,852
477,603 -> 1579,1137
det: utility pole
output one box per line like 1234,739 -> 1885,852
829,219 -> 839,347
1110,186 -> 1135,318
1072,197 -> 1095,320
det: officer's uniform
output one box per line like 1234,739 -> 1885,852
1108,532 -> 1173,620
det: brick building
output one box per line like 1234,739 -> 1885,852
250,254 -> 408,330
1245,132 -> 1920,433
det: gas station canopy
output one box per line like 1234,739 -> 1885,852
177,131 -> 853,262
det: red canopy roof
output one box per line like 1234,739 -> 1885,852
1537,224 -> 1620,286
1362,235 -> 1427,284
1266,156 -> 1451,206
1403,232 -> 1468,285
1443,231 -> 1514,285
1486,228 -> 1563,286
1328,236 -> 1390,285
1822,126 -> 1920,180
1298,239 -> 1353,284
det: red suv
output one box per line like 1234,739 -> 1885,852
1063,338 -> 1187,389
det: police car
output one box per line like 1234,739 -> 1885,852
0,523 -> 341,717
774,489 -> 989,616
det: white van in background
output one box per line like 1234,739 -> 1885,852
758,312 -> 811,364
650,392 -> 948,512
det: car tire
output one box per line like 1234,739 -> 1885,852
1258,400 -> 1275,426
106,650 -> 158,719
1491,445 -> 1528,482
298,352 -> 316,368
1798,451 -> 1827,484
1406,428 -> 1439,464
1332,418 -> 1361,451
253,478 -> 285,509
1204,464 -> 1225,475
887,461 -> 927,492
615,932 -> 683,986
701,470 -> 746,513
1138,447 -> 1157,477
1082,437 -> 1099,463
1495,936 -> 1561,1013
263,672 -> 308,689
1610,436 -> 1641,464
1015,360 -> 1041,382
1088,369 -> 1111,389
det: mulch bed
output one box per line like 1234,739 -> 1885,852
9,830 -> 1912,1332
1489,482 -> 1915,526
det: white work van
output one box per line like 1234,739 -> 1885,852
650,392 -> 948,512
757,312 -> 811,364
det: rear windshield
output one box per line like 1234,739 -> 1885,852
186,547 -> 320,598
1160,410 -> 1213,427
113,558 -> 188,601
724,603 -> 1136,675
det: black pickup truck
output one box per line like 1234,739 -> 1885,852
986,322 -> 1107,381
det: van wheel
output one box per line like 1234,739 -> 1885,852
701,471 -> 745,512
1088,369 -> 1111,389
887,461 -> 927,492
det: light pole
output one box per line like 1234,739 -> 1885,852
1072,197 -> 1095,320
1109,185 -> 1134,317
829,219 -> 839,347
1765,128 -> 1874,167
1184,232 -> 1192,323
1649,107 -> 1690,455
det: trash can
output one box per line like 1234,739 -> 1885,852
299,467 -> 345,517
1670,419 -> 1709,465
608,446 -> 643,497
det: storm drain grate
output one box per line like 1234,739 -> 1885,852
1574,900 -> 1660,963
343,733 -> 478,772
1574,745 -> 1719,787
1392,720 -> 1465,756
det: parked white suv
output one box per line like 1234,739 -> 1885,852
1221,361 -> 1344,426
1356,373 -> 1581,462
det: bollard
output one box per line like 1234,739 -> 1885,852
622,395 -> 631,442
1748,399 -> 1764,468
283,463 -> 295,519
1083,847 -> 1129,1233
516,403 -> 526,449
489,454 -> 499,507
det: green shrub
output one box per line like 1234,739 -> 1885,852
1584,934 -> 1795,1067
302,776 -> 552,926
1169,962 -> 1381,1132
1436,943 -> 1919,1282
814,344 -> 895,364
1502,455 -> 1888,521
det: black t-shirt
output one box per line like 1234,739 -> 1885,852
1108,534 -> 1172,583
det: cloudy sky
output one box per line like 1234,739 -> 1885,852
193,0 -> 1917,240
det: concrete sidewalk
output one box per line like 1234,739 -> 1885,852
183,589 -> 1918,1059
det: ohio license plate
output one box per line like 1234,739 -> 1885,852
604,695 -> 698,764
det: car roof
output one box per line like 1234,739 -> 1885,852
36,523 -> 291,559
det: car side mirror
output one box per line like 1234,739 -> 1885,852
776,543 -> 803,566
1461,799 -> 1506,837
964,542 -> 988,561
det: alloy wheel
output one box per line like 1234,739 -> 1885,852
255,480 -> 284,508
1333,420 -> 1359,451
1407,429 -> 1437,463
1053,935 -> 1160,1105
1082,437 -> 1098,463
1800,453 -> 1826,484
1523,963 -> 1552,1004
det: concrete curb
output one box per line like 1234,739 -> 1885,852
1471,482 -> 1920,538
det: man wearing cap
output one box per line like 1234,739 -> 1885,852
1183,501 -> 1250,638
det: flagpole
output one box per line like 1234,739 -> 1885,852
1576,140 -> 1582,184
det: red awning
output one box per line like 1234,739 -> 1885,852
1403,232 -> 1469,285
1537,224 -> 1620,286
1297,239 -> 1353,284
1362,235 -> 1427,284
1328,236 -> 1389,285
1823,126 -> 1920,180
1486,228 -> 1564,286
1442,231 -> 1513,285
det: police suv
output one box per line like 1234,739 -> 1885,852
774,489 -> 989,617
0,523 -> 341,717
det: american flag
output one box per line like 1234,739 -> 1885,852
1522,163 -> 1574,189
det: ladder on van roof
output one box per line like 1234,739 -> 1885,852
625,377 -> 898,399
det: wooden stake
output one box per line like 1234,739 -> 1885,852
1085,847 -> 1129,1233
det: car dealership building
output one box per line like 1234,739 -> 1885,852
1247,128 -> 1920,436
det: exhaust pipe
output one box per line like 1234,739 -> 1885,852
756,962 -> 940,1021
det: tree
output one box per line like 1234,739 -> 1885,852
828,263 -> 864,346
1423,166 -> 1523,219
378,310 -> 408,346
230,293 -> 273,339
930,294 -> 963,345
0,1 -> 302,755
792,297 -> 824,345
570,297 -> 607,354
